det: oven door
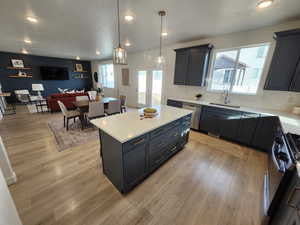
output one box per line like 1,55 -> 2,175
265,133 -> 294,217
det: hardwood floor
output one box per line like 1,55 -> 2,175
0,106 -> 268,225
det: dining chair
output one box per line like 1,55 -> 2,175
87,101 -> 105,120
120,95 -> 127,113
105,100 -> 121,115
14,90 -> 30,104
75,95 -> 89,101
88,91 -> 97,101
57,100 -> 81,130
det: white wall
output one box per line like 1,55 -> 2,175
0,136 -> 17,185
0,169 -> 22,225
109,19 -> 300,111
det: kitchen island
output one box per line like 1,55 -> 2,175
91,105 -> 192,193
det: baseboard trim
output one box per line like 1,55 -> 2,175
5,171 -> 17,185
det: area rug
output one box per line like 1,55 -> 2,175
48,118 -> 99,152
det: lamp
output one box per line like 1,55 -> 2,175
32,84 -> 44,98
113,0 -> 127,65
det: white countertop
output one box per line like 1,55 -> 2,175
91,105 -> 193,143
169,98 -> 300,135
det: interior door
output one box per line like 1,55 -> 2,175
137,70 -> 163,107
151,70 -> 163,106
137,70 -> 147,107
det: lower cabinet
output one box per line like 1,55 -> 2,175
219,110 -> 241,140
270,169 -> 300,225
236,113 -> 260,145
251,116 -> 279,152
199,105 -> 278,152
167,99 -> 183,108
123,140 -> 148,191
100,114 -> 192,193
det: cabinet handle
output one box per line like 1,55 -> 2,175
132,138 -> 145,146
287,186 -> 300,209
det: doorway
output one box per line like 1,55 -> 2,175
137,70 -> 163,107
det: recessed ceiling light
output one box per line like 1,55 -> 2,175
125,42 -> 131,47
257,0 -> 273,9
124,15 -> 134,21
26,16 -> 38,23
22,49 -> 28,54
76,56 -> 80,60
96,51 -> 100,55
24,39 -> 32,44
161,32 -> 168,36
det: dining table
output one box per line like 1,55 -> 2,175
73,97 -> 118,129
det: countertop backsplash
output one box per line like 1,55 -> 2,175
167,86 -> 300,113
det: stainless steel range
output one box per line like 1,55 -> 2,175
264,123 -> 300,221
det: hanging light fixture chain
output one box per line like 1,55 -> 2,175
117,0 -> 121,47
160,14 -> 163,57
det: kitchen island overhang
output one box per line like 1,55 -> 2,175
91,105 -> 192,193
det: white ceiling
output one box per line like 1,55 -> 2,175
0,0 -> 300,60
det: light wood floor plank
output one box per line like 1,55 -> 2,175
0,106 -> 267,225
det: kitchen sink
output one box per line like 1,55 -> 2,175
209,103 -> 241,108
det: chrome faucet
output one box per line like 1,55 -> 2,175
224,89 -> 230,105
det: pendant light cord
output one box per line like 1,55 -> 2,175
159,14 -> 163,57
117,0 -> 121,47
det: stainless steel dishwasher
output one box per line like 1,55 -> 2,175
182,103 -> 201,130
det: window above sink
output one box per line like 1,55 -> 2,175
207,43 -> 270,95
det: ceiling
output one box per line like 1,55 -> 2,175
0,0 -> 300,60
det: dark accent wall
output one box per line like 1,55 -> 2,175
0,51 -> 93,97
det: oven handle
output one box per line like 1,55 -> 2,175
272,144 -> 285,173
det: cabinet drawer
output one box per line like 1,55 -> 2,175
150,120 -> 181,139
124,134 -> 148,153
150,127 -> 180,155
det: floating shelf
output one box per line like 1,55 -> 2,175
73,70 -> 88,73
7,67 -> 32,70
8,75 -> 33,78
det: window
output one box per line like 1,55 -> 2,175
209,44 -> 270,95
98,64 -> 114,88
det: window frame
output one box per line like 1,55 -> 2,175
207,42 -> 270,96
98,63 -> 115,89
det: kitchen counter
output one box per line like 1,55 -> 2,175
91,105 -> 192,143
168,98 -> 300,135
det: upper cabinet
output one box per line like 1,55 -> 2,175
174,44 -> 213,86
264,29 -> 300,91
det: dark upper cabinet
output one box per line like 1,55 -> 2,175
174,44 -> 213,86
174,49 -> 189,85
290,60 -> 300,91
264,29 -> 300,91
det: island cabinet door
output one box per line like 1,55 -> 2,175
123,136 -> 148,191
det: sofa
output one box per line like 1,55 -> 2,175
47,93 -> 89,112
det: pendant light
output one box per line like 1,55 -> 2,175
113,0 -> 127,65
156,10 -> 166,68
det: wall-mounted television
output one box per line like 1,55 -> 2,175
40,66 -> 69,80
